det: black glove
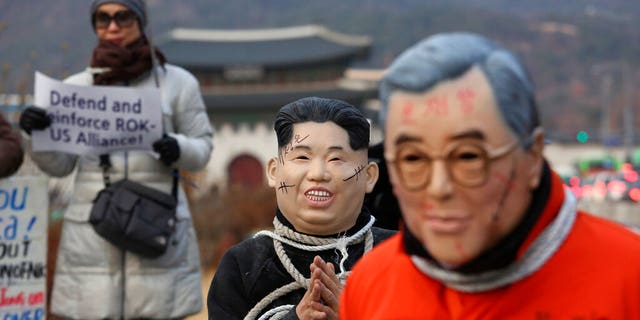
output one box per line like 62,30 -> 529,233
19,106 -> 51,135
152,134 -> 180,166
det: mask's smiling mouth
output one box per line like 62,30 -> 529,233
304,188 -> 334,207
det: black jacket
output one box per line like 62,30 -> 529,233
207,209 -> 395,319
364,142 -> 402,230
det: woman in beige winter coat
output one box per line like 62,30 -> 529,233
19,0 -> 212,318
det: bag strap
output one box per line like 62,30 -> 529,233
99,154 -> 112,187
98,153 -> 178,200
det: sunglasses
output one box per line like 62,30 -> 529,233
94,10 -> 137,29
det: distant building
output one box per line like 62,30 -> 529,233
157,25 -> 380,192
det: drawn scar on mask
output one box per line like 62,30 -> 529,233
278,181 -> 295,193
343,164 -> 366,182
278,133 -> 311,166
455,242 -> 469,261
491,169 -> 516,221
294,133 -> 309,144
492,172 -> 516,191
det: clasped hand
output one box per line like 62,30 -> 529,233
296,256 -> 342,320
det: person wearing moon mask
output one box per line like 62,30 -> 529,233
340,32 -> 640,319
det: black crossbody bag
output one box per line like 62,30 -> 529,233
89,154 -> 178,258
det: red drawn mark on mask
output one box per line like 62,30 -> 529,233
455,242 -> 469,261
424,96 -> 449,116
401,101 -> 415,124
456,88 -> 475,115
492,171 -> 516,190
422,202 -> 435,212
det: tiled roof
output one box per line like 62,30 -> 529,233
201,81 -> 377,111
156,25 -> 371,68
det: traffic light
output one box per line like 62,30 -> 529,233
576,131 -> 589,143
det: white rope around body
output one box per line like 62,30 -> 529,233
244,216 -> 376,320
256,305 -> 293,320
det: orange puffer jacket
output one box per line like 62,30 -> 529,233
340,171 -> 640,319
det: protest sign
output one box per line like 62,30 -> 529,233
32,72 -> 163,155
0,176 -> 48,320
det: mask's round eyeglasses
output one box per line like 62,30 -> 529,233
385,139 -> 519,190
94,10 -> 137,29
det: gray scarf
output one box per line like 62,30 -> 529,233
411,189 -> 577,292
